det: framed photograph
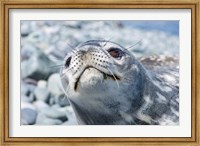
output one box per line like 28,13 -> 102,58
1,0 -> 199,145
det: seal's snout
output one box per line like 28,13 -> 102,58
71,49 -> 115,91
79,50 -> 87,54
70,47 -> 111,75
80,50 -> 94,63
78,50 -> 87,56
61,41 -> 126,93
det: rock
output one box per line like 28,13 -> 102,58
62,118 -> 78,125
34,87 -> 49,102
21,45 -> 37,61
21,21 -> 32,37
33,100 -> 49,111
62,106 -> 78,125
35,113 -> 62,125
65,106 -> 76,117
63,21 -> 82,29
21,119 -> 28,125
21,82 -> 36,103
47,74 -> 63,96
49,46 -> 66,59
34,80 -> 50,102
21,81 -> 36,95
23,78 -> 38,86
21,101 -> 36,110
55,95 -> 70,107
27,30 -> 45,44
21,45 -> 56,80
47,74 -> 69,106
48,95 -> 56,106
40,107 -> 68,122
21,95 -> 35,103
37,80 -> 47,88
44,21 -> 57,26
21,108 -> 37,125
21,83 -> 35,103
49,95 -> 70,107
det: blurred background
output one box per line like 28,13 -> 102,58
20,20 -> 179,125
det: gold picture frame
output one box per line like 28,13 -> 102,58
0,0 -> 199,145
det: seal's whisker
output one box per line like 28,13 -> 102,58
64,68 -> 74,74
71,50 -> 77,54
103,37 -> 113,47
60,74 -> 70,97
99,47 -> 110,58
99,41 -> 111,58
65,85 -> 71,97
60,73 -> 66,78
66,42 -> 75,51
126,39 -> 143,50
51,58 -> 63,62
61,68 -> 72,77
107,68 -> 120,88
60,82 -> 69,97
98,38 -> 114,58
48,64 -> 63,68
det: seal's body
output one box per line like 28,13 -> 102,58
60,40 -> 179,125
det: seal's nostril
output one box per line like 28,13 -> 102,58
65,56 -> 71,68
79,50 -> 86,55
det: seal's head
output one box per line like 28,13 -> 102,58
60,40 -> 179,125
60,40 -> 146,124
60,40 -> 142,97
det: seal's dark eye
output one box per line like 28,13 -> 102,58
65,56 -> 71,68
108,48 -> 122,59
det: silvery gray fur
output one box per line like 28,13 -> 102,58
60,40 -> 179,125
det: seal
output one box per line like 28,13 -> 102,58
60,40 -> 179,125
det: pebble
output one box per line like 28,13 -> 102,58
34,88 -> 49,102
55,95 -> 70,107
47,73 -> 64,96
21,101 -> 36,110
35,113 -> 63,125
34,80 -> 50,102
40,107 -> 68,122
21,80 -> 36,103
33,100 -> 49,111
27,30 -> 45,44
21,45 -> 38,61
47,74 -> 70,106
37,80 -> 47,88
49,105 -> 78,125
63,106 -> 78,125
62,118 -> 78,125
21,95 -> 35,103
21,45 -> 55,80
21,108 -> 37,125
21,21 -> 32,36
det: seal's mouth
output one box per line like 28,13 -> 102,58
74,66 -> 120,91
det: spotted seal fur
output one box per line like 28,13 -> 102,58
60,40 -> 179,125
